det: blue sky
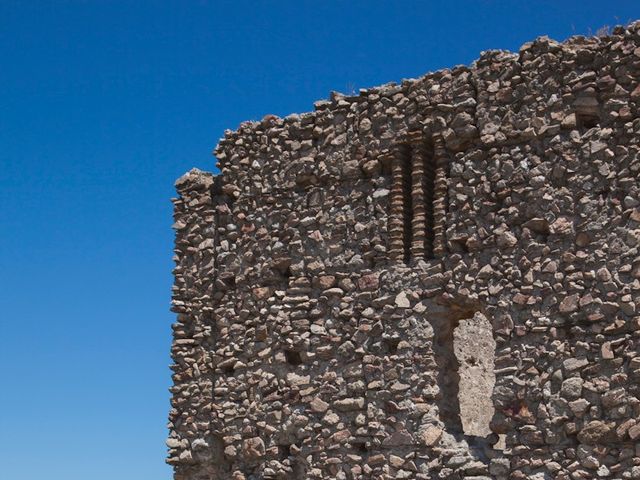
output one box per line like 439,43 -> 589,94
0,1 -> 637,479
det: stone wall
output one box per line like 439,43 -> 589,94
168,23 -> 640,480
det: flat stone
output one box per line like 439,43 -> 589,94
419,425 -> 443,446
382,430 -> 414,446
577,421 -> 612,445
286,372 -> 310,386
559,294 -> 579,313
334,397 -> 365,411
395,291 -> 411,308
563,357 -> 589,372
310,397 -> 329,413
331,429 -> 351,443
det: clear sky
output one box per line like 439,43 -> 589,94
0,1 -> 638,479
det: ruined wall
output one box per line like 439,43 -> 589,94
168,23 -> 640,480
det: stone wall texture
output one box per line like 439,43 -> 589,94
168,23 -> 640,480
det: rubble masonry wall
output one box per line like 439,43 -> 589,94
168,23 -> 640,480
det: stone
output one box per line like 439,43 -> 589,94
577,421 -> 612,445
310,397 -> 329,413
286,372 -> 310,386
559,294 -> 579,313
561,113 -> 577,129
496,230 -> 518,248
382,430 -> 413,446
395,291 -> 411,308
628,423 -> 640,440
166,437 -> 181,449
563,357 -> 589,372
242,437 -> 265,459
358,273 -> 380,291
550,217 -> 573,235
419,425 -> 443,446
569,399 -> 590,417
601,342 -> 614,359
316,275 -> 336,289
331,429 -> 351,443
334,398 -> 364,411
601,388 -> 626,408
561,377 -> 583,400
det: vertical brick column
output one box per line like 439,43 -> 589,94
408,131 -> 426,260
387,147 -> 405,263
432,135 -> 449,258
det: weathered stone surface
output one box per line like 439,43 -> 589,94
577,421 -> 613,445
242,437 -> 265,459
561,377 -> 583,400
168,22 -> 640,480
419,425 -> 443,446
